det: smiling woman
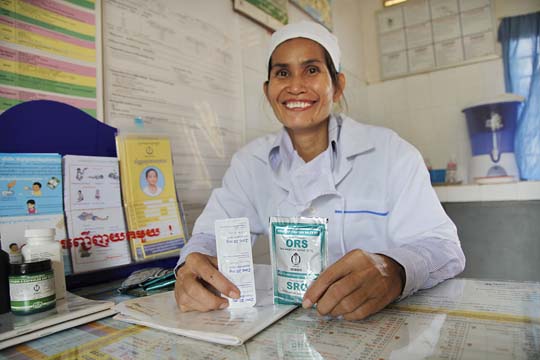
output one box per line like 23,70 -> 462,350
174,21 -> 465,320
264,37 -> 344,161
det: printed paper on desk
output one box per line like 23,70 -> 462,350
215,217 -> 256,308
114,265 -> 297,346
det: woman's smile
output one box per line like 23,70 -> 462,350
265,37 -> 337,134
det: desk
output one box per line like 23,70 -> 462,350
1,278 -> 539,359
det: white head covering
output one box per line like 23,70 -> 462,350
267,21 -> 341,72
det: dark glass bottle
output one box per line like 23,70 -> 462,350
0,241 -> 10,314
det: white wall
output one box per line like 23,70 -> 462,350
355,0 -> 540,183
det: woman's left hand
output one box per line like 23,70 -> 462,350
302,249 -> 405,320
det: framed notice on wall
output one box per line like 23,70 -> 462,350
290,0 -> 333,30
377,0 -> 496,80
233,0 -> 288,31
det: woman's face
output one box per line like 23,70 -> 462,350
264,38 -> 344,135
146,170 -> 158,185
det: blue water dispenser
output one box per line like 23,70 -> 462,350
462,94 -> 524,184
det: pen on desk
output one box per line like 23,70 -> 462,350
140,271 -> 174,288
143,278 -> 176,292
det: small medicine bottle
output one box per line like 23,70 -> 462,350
22,229 -> 66,300
9,259 -> 56,314
445,157 -> 458,184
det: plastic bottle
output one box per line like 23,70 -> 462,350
22,229 -> 66,300
0,242 -> 10,314
446,156 -> 458,184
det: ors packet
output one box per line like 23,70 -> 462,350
269,216 -> 328,305
215,217 -> 256,308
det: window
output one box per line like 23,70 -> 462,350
498,12 -> 540,180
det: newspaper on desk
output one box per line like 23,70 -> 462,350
114,264 -> 296,346
4,278 -> 540,359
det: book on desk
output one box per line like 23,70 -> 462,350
0,292 -> 115,350
114,264 -> 296,346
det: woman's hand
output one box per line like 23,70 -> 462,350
302,249 -> 405,320
174,252 -> 240,312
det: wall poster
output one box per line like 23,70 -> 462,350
377,0 -> 496,80
290,0 -> 333,30
233,0 -> 288,31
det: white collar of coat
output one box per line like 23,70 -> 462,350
254,114 -> 375,186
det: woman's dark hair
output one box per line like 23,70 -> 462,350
145,168 -> 158,178
265,43 -> 347,111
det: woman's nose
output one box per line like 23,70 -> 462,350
286,74 -> 306,94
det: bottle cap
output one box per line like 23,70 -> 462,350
24,228 -> 56,238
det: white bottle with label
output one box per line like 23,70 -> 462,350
22,228 -> 66,300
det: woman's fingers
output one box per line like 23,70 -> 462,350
174,252 -> 239,312
195,256 -> 240,299
342,297 -> 386,321
181,272 -> 229,311
315,271 -> 366,315
303,250 -> 405,320
302,251 -> 360,308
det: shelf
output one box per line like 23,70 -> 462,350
434,181 -> 540,203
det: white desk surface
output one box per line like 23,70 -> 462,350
1,278 -> 539,359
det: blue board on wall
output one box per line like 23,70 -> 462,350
0,100 -> 117,156
0,100 -> 178,289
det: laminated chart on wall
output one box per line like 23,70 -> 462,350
102,0 -> 245,231
377,0 -> 496,79
63,155 -> 132,273
290,0 -> 333,30
0,153 -> 71,274
116,135 -> 186,262
0,0 -> 99,117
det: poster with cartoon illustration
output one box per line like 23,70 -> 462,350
0,153 -> 64,217
0,153 -> 71,273
64,155 -> 124,211
63,155 -> 131,273
65,208 -> 131,273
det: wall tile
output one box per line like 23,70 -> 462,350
482,59 -> 506,99
405,74 -> 431,110
367,82 -> 388,126
456,63 -> 484,110
430,68 -> 458,108
387,78 -> 407,114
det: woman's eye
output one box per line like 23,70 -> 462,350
307,66 -> 319,74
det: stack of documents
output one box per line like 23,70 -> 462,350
0,293 -> 116,350
116,135 -> 186,261
114,264 -> 297,345
63,155 -> 132,273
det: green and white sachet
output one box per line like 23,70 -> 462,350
269,216 -> 328,305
